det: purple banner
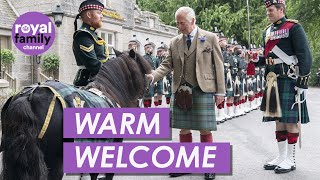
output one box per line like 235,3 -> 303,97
63,108 -> 170,138
63,142 -> 231,174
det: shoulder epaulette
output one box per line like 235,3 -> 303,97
264,23 -> 272,31
286,19 -> 299,24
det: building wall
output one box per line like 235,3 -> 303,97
0,0 -> 177,87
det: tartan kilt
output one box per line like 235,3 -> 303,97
253,77 -> 258,92
154,79 -> 163,95
262,75 -> 309,124
144,83 -> 154,98
170,86 -> 217,131
225,73 -> 234,97
226,89 -> 234,97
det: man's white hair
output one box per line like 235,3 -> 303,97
175,6 -> 196,24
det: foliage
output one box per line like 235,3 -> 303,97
42,54 -> 59,71
0,49 -> 15,66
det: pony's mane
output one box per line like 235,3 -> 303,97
87,51 -> 152,107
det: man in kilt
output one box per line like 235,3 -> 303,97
146,6 -> 225,180
215,33 -> 230,123
73,0 -> 108,87
257,0 -> 312,174
143,39 -> 158,108
157,42 -> 173,105
225,43 -> 236,119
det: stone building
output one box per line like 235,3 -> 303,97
0,0 -> 177,89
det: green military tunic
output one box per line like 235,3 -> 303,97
143,53 -> 158,97
73,23 -> 109,86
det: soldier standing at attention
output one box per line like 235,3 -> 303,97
143,39 -> 158,108
73,0 -> 109,87
259,0 -> 312,174
216,34 -> 230,123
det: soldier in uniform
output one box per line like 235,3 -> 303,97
157,42 -> 172,105
258,0 -> 312,174
246,45 -> 258,110
233,45 -> 247,117
225,41 -> 236,119
128,35 -> 138,51
143,39 -> 158,108
216,33 -> 230,123
73,0 -> 109,87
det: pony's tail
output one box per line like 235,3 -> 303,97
2,97 -> 48,180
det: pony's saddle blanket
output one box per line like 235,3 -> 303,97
22,80 -> 113,108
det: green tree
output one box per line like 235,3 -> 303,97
0,49 -> 15,67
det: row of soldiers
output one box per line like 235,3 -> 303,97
127,35 -> 266,116
215,34 -> 266,123
128,38 -> 173,108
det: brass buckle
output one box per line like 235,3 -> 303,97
265,57 -> 274,65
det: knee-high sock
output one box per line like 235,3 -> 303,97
180,133 -> 192,142
200,133 -> 213,143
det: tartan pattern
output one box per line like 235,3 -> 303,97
154,79 -> 163,95
170,87 -> 217,131
164,74 -> 173,98
262,74 -> 309,124
42,81 -> 116,143
44,81 -> 110,108
226,89 -> 234,97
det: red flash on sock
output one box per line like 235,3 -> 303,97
275,130 -> 287,142
287,132 -> 299,144
166,97 -> 170,104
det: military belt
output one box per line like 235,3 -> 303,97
265,57 -> 283,65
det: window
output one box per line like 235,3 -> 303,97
100,31 -> 115,58
0,36 -> 12,49
0,35 -> 13,73
149,18 -> 155,28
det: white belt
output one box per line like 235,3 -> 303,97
78,66 -> 86,69
272,45 -> 298,65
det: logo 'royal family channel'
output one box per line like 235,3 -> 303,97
12,12 -> 55,55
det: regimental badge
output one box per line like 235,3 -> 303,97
73,95 -> 85,108
270,28 -> 289,40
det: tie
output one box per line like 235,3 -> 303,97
187,35 -> 191,50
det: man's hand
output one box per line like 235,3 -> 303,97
145,74 -> 154,85
215,96 -> 225,106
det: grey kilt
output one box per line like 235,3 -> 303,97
262,72 -> 309,124
170,86 -> 217,131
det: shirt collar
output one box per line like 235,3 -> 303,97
273,16 -> 286,27
185,26 -> 198,38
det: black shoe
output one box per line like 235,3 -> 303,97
169,173 -> 190,177
204,173 -> 215,180
263,163 -> 277,170
274,165 -> 296,174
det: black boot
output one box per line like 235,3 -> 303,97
204,173 -> 215,180
168,173 -> 190,177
